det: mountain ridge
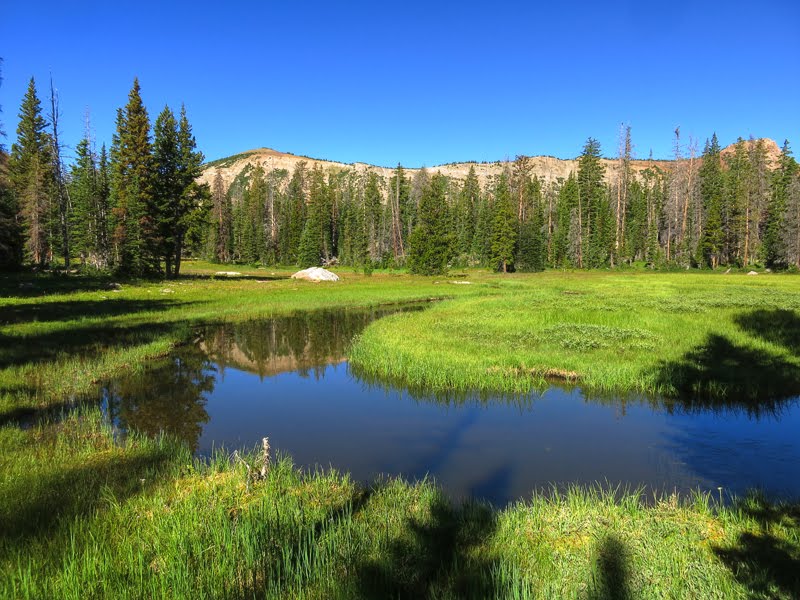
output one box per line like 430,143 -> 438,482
199,139 -> 782,191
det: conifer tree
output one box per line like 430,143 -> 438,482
456,165 -> 480,258
110,79 -> 155,275
763,141 -> 797,268
69,138 -> 99,265
407,173 -> 453,275
388,164 -> 409,260
577,138 -> 608,268
723,139 -> 751,265
153,106 -> 180,273
490,172 -> 517,272
152,104 -> 206,277
516,177 -> 546,271
9,78 -> 55,267
210,170 -> 232,262
698,134 -> 725,268
364,171 -> 383,259
0,61 -> 22,268
282,162 -> 306,262
552,175 -> 578,267
297,167 -> 329,266
173,105 -> 206,275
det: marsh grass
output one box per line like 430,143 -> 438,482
2,410 -> 798,599
2,267 -> 800,598
350,271 -> 800,405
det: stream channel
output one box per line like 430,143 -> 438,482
99,304 -> 800,505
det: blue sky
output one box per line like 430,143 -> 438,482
1,1 -> 798,166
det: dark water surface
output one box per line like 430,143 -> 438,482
101,306 -> 800,505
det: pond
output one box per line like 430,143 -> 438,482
99,305 -> 800,506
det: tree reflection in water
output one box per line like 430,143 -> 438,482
102,305 -> 426,450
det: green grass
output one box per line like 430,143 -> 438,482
350,271 -> 800,403
2,265 -> 800,598
3,410 -> 799,599
0,264 -> 476,419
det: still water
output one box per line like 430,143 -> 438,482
101,306 -> 800,505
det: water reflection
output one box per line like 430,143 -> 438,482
102,305 -> 425,451
100,307 -> 800,504
202,306 -> 422,379
103,346 -> 215,452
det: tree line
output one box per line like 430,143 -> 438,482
1,72 -> 798,276
206,128 -> 800,275
0,75 -> 205,277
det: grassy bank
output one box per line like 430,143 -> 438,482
350,271 -> 800,401
2,266 -> 800,598
0,264 -> 477,420
3,410 -> 799,599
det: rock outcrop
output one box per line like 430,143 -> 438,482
291,267 -> 340,282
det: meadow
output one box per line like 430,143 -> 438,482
1,264 -> 799,598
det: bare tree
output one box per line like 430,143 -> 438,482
48,75 -> 71,268
614,124 -> 632,266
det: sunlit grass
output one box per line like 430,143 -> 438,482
2,266 -> 799,597
350,271 -> 800,398
2,410 -> 798,598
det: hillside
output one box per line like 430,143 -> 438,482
199,139 -> 781,192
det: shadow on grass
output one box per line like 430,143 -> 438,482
356,497 -> 502,599
0,318 -> 194,370
0,272 -> 115,298
714,496 -> 800,598
0,441 -> 173,559
652,333 -> 800,414
588,535 -> 631,600
0,298 -> 185,325
233,483 -> 381,599
734,309 -> 800,355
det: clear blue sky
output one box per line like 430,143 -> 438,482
1,0 -> 798,167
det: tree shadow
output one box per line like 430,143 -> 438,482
232,483 -> 380,599
0,298 -> 187,325
651,333 -> 800,415
0,442 -> 173,559
713,495 -> 800,598
179,273 -> 288,282
356,496 -> 502,599
0,272 -> 116,298
0,398 -> 86,428
0,318 -> 194,370
733,309 -> 800,356
587,534 -> 632,600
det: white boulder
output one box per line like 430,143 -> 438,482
291,267 -> 340,282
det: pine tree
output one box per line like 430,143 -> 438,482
110,79 -> 155,275
153,106 -> 180,274
698,134 -> 725,268
9,78 -> 55,267
723,139 -> 751,266
388,164 -> 409,260
575,138 -> 606,267
552,175 -> 578,267
407,173 -> 453,275
282,162 -> 306,263
173,105 -> 206,275
516,177 -> 546,271
0,61 -> 23,268
69,138 -> 101,266
297,167 -> 329,267
489,172 -> 517,272
763,141 -> 797,269
364,171 -> 383,260
210,170 -> 232,262
456,165 -> 480,258
151,104 -> 205,277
